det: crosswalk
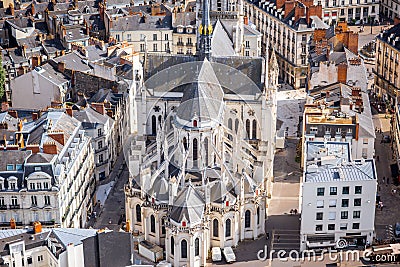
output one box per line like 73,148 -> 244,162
271,229 -> 300,253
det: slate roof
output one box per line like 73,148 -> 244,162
73,106 -> 113,130
52,52 -> 92,73
176,59 -> 224,124
377,23 -> 400,51
51,228 -> 97,246
170,184 -> 205,225
211,20 -> 235,57
0,150 -> 30,171
26,153 -> 55,164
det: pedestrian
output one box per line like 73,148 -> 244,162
277,235 -> 280,243
387,177 -> 390,184
378,185 -> 381,191
294,209 -> 297,215
266,233 -> 270,240
383,177 -> 386,184
381,204 -> 384,211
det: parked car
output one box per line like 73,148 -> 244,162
223,247 -> 236,263
395,222 -> 400,237
212,247 -> 222,262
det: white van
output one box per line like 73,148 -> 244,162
212,247 -> 222,262
223,247 -> 236,263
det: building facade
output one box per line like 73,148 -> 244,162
244,0 -> 328,89
300,141 -> 377,251
374,23 -> 400,105
380,0 -> 400,20
0,110 -> 96,229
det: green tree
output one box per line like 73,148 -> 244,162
0,57 -> 5,100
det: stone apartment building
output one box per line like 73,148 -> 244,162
380,0 -> 400,20
0,110 -> 96,229
374,23 -> 400,105
244,0 -> 329,89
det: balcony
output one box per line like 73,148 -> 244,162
0,205 -> 7,210
177,42 -> 184,46
95,145 -> 108,153
96,159 -> 109,167
9,204 -> 20,209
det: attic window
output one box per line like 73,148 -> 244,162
6,164 -> 14,171
193,120 -> 197,127
182,221 -> 186,227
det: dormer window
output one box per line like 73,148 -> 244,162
186,27 -> 192,34
34,167 -> 41,171
30,183 -> 35,190
16,164 -> 23,171
6,164 -> 14,171
193,120 -> 197,127
182,221 -> 186,227
177,26 -> 184,33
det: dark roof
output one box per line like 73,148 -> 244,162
0,150 -> 30,171
377,24 -> 400,51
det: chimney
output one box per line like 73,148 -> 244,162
125,219 -> 131,232
17,120 -> 23,132
294,5 -> 306,22
395,16 -> 400,26
6,145 -> 19,150
43,142 -> 58,154
244,16 -> 249,25
66,108 -> 73,117
91,103 -> 105,115
32,112 -> 38,121
276,0 -> 285,9
33,221 -> 42,234
10,218 -> 16,229
0,123 -> 7,129
151,4 -> 161,16
337,63 -> 348,83
306,5 -> 322,25
48,131 -> 65,145
284,1 -> 296,18
106,109 -> 113,118
31,2 -> 35,15
32,56 -> 40,68
58,61 -> 66,73
8,3 -> 14,16
1,102 -> 9,112
21,45 -> 27,58
26,144 -> 40,153
8,110 -> 18,119
51,101 -> 62,109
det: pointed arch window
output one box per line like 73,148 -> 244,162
213,218 -> 219,237
235,119 -> 239,133
204,137 -> 209,166
136,204 -> 141,222
181,239 -> 188,258
245,119 -> 251,138
150,215 -> 155,233
228,118 -> 232,130
257,207 -> 260,225
171,236 -> 175,255
245,210 -> 251,228
183,137 -> 188,150
225,218 -> 231,237
252,119 -> 257,139
195,238 -> 200,256
193,138 -> 198,161
151,115 -> 156,135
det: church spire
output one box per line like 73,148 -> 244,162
199,0 -> 212,59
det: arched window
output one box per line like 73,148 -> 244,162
150,215 -> 155,233
181,239 -> 188,258
257,207 -> 260,225
171,236 -> 175,255
204,137 -> 209,166
225,218 -> 231,237
195,238 -> 200,256
193,120 -> 197,127
158,115 -> 162,123
183,137 -> 188,150
235,119 -> 239,133
245,210 -> 251,228
161,218 -> 166,235
169,116 -> 174,129
213,219 -> 219,237
228,118 -> 232,130
136,204 -> 141,222
151,115 -> 156,135
245,119 -> 251,138
252,119 -> 257,139
193,138 -> 198,161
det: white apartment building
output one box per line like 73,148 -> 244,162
380,0 -> 399,20
72,105 -> 116,181
0,110 -> 95,229
300,141 -> 377,251
316,0 -> 379,25
244,0 -> 329,89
